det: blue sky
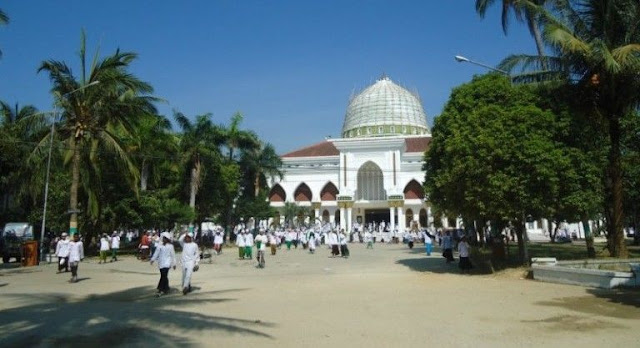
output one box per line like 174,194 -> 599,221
0,1 -> 535,154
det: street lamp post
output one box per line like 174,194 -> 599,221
39,81 -> 99,262
454,55 -> 509,75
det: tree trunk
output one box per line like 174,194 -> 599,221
582,219 -> 596,258
528,18 -> 547,69
608,117 -> 628,258
550,222 -> 559,243
69,137 -> 80,236
514,220 -> 529,265
254,172 -> 260,197
189,166 -> 197,209
140,159 -> 148,191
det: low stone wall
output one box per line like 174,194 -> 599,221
531,258 -> 640,289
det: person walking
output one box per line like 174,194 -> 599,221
150,232 -> 176,297
269,231 -> 277,255
308,230 -> 317,254
328,230 -> 339,257
339,230 -> 349,258
458,235 -> 473,273
55,233 -> 70,273
442,231 -> 455,263
423,230 -> 433,256
364,230 -> 373,249
178,232 -> 200,295
98,234 -> 110,264
236,230 -> 246,259
285,229 -> 293,250
213,230 -> 224,255
67,234 -> 84,283
244,230 -> 254,260
110,232 -> 120,262
254,229 -> 268,267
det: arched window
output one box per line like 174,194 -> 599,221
322,210 -> 330,223
294,183 -> 312,202
403,180 -> 425,199
320,182 -> 339,201
419,208 -> 428,227
357,161 -> 386,201
269,184 -> 286,202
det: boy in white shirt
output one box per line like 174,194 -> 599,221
244,230 -> 254,260
99,234 -> 110,264
55,233 -> 70,273
178,232 -> 199,295
110,232 -> 120,262
236,231 -> 246,259
150,232 -> 176,296
254,230 -> 268,267
68,234 -> 84,283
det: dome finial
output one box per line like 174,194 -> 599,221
379,72 -> 389,81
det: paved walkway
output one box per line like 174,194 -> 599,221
1,242 -> 639,347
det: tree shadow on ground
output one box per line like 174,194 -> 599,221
395,256 -> 469,275
532,288 -> 640,320
0,266 -> 41,276
0,286 -> 274,347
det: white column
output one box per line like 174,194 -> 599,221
346,207 -> 353,233
314,208 -> 320,223
339,207 -> 346,231
389,207 -> 396,232
442,215 -> 449,228
398,208 -> 405,233
427,206 -> 433,227
329,209 -> 336,226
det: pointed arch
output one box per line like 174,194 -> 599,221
356,161 -> 386,201
320,181 -> 339,201
403,179 -> 424,199
269,184 -> 286,202
294,182 -> 312,202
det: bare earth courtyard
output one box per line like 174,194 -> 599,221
1,243 -> 639,348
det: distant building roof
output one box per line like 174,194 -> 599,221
281,140 -> 339,158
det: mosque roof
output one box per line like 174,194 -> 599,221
281,140 -> 339,158
342,76 -> 430,138
281,136 -> 430,158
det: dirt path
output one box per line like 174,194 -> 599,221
1,243 -> 638,347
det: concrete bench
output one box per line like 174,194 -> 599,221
531,257 -> 557,266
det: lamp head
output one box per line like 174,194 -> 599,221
454,55 -> 469,63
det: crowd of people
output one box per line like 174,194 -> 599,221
47,220 -> 474,293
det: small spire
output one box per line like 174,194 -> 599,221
379,72 -> 390,81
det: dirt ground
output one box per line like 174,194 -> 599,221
1,242 -> 639,347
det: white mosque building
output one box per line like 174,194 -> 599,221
267,76 -> 434,234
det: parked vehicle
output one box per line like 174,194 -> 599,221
1,223 -> 34,263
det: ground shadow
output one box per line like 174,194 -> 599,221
533,288 -> 640,320
0,286 -> 274,347
395,256 -> 471,275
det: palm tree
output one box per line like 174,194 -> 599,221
0,9 -> 8,58
240,142 -> 283,197
133,113 -> 176,191
475,0 -> 548,62
499,0 -> 640,257
38,31 -> 157,236
173,111 -> 222,212
0,102 -> 38,213
221,112 -> 259,162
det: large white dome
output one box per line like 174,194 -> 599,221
342,76 -> 430,138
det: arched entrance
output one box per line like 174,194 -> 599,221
269,184 -> 286,202
294,183 -> 312,202
404,179 -> 424,199
322,210 -> 330,223
419,208 -> 428,227
357,161 -> 386,201
405,209 -> 414,229
321,182 -> 339,201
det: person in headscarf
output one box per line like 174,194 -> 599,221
150,232 -> 176,297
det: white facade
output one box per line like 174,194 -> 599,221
268,76 -> 432,233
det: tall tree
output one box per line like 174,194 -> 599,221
475,0 -> 548,61
173,112 -> 222,213
499,0 -> 640,257
0,8 -> 8,58
38,31 -> 157,237
239,142 -> 283,197
221,112 -> 259,162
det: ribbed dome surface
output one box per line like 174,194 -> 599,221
342,76 -> 430,138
